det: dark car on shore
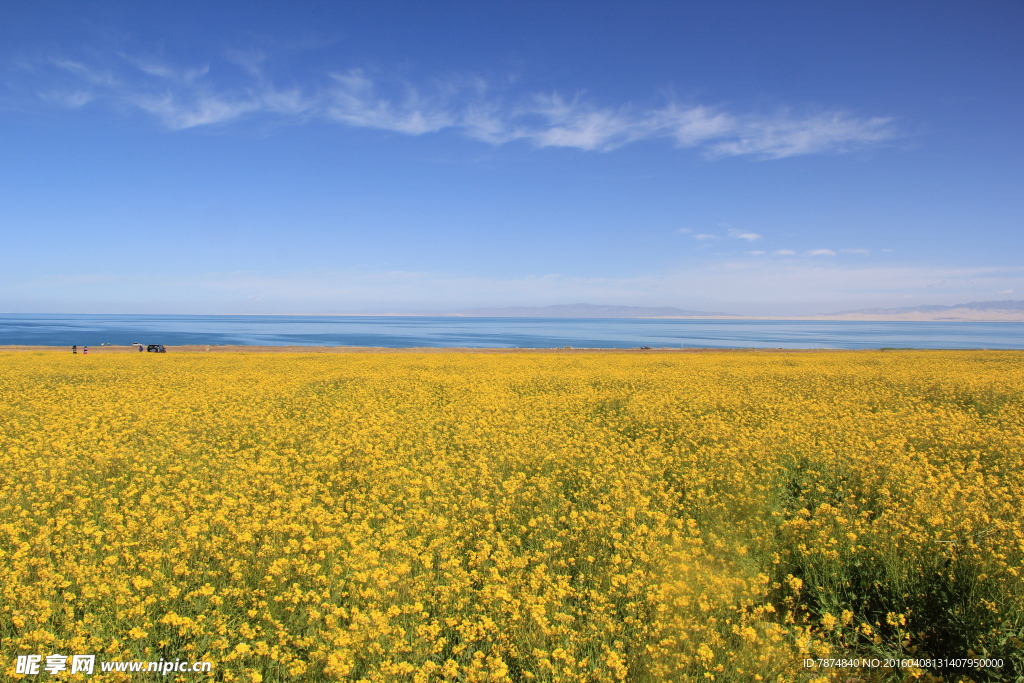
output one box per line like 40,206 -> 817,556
146,344 -> 166,353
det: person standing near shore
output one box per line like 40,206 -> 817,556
83,346 -> 88,355
72,345 -> 77,354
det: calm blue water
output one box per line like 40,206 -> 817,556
1,314 -> 1021,349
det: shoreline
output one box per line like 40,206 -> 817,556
0,345 -> 1008,354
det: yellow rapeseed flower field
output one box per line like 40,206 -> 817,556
1,350 -> 1021,682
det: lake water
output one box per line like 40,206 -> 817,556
1,314 -> 1021,349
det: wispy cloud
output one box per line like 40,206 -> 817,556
50,59 -> 117,86
807,249 -> 837,256
728,228 -> 761,241
38,90 -> 94,108
693,234 -> 719,241
21,54 -> 897,159
705,112 -> 894,159
774,249 -> 796,256
324,69 -> 458,134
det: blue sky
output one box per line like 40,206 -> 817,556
1,1 -> 1021,315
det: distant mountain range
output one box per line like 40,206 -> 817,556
448,303 -> 738,318
812,299 -> 1024,321
442,300 -> 1024,321
833,299 -> 1024,315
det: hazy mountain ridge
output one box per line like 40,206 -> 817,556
832,299 -> 1024,315
802,299 -> 1024,321
448,303 -> 739,318
436,300 -> 1024,321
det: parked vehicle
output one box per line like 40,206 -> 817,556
147,345 -> 166,353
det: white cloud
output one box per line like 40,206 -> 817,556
746,251 -> 766,255
807,249 -> 837,256
693,234 -> 719,241
27,54 -> 897,158
50,59 -> 117,87
324,69 -> 457,135
224,49 -> 266,77
997,289 -> 1014,294
657,104 -> 735,147
38,90 -> 94,107
517,93 -> 648,151
840,248 -> 869,254
706,112 -> 895,160
728,229 -> 761,241
118,54 -> 211,84
129,92 -> 259,129
774,249 -> 796,256
676,228 -> 692,234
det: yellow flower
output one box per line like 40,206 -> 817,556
820,613 -> 837,631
